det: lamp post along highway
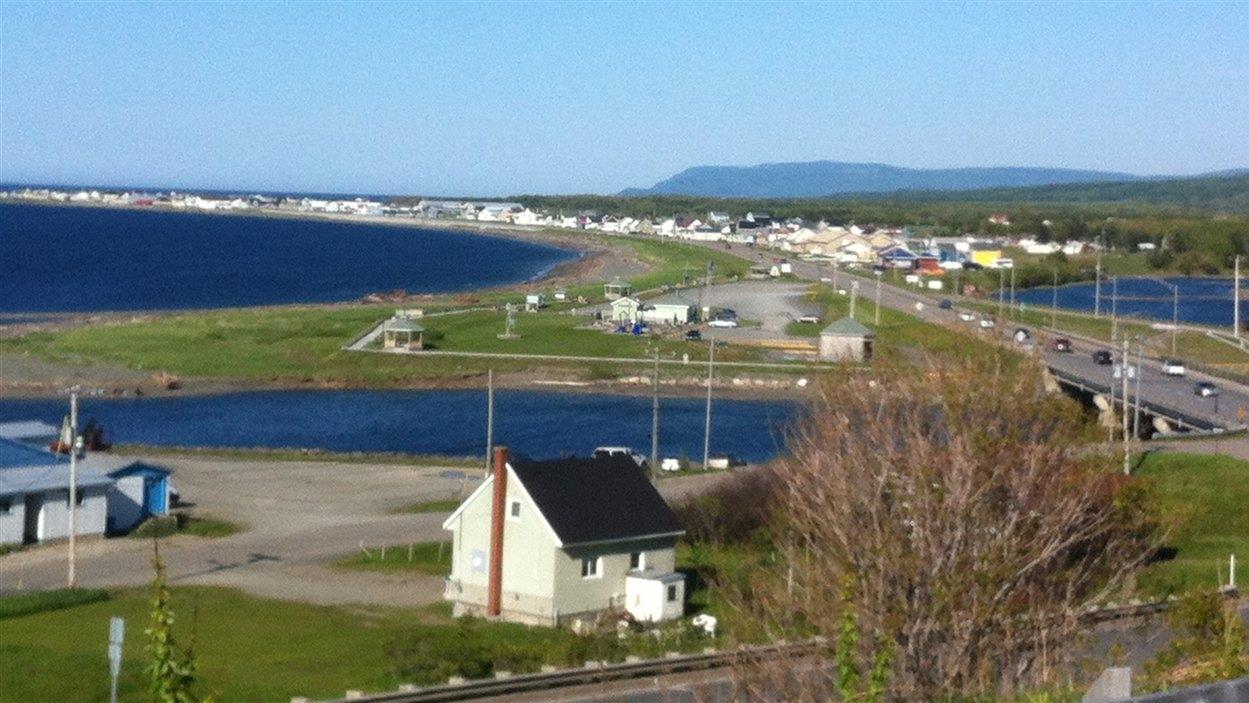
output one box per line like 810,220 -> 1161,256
1094,249 -> 1102,317
1111,277 -> 1118,342
998,267 -> 1005,318
1122,337 -> 1131,476
874,270 -> 883,325
67,388 -> 79,588
849,280 -> 859,319
1235,255 -> 1241,339
1009,265 -> 1016,317
703,336 -> 714,471
1051,268 -> 1058,328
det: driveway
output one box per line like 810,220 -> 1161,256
650,280 -> 820,341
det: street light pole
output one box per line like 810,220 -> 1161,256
998,267 -> 1005,318
849,281 -> 859,319
1172,286 -> 1179,356
650,350 -> 660,474
1122,337 -> 1131,475
702,337 -> 714,471
67,388 -> 79,588
874,271 -> 882,325
1111,277 -> 1118,342
1235,255 -> 1242,339
1051,267 -> 1058,328
1009,265 -> 1016,317
1094,249 -> 1102,317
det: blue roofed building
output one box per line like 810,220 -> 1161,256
105,462 -> 172,533
0,438 -> 113,545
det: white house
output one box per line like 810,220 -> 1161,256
442,450 -> 686,627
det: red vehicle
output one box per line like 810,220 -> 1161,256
1051,337 -> 1072,353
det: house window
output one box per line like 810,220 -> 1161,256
667,584 -> 679,602
0,498 -> 10,515
508,500 -> 521,521
580,557 -> 600,578
629,551 -> 645,570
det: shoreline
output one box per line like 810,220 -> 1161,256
0,199 -> 610,314
0,366 -> 813,402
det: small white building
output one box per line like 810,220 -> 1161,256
641,303 -> 695,326
0,439 -> 112,546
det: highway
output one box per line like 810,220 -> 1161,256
712,242 -> 1249,434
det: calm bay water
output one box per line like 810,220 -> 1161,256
0,389 -> 801,463
1016,277 -> 1243,327
0,204 -> 576,312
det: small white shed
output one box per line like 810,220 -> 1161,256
625,572 -> 686,623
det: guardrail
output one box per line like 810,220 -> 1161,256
1046,366 -> 1228,432
317,640 -> 822,703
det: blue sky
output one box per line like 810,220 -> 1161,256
2,2 -> 1246,195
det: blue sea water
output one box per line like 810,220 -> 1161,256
0,389 -> 801,463
1016,276 -> 1244,327
0,204 -> 577,312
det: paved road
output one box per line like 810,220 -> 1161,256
711,243 -> 1249,433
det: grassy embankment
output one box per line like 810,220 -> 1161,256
784,283 -> 1008,364
1135,451 -> 1249,596
0,585 -> 709,702
111,444 -> 479,468
0,237 -> 765,384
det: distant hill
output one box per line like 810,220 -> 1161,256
870,172 -> 1249,212
621,161 -> 1143,198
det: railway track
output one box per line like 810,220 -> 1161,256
318,640 -> 824,703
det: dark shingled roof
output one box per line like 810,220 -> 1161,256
510,455 -> 685,546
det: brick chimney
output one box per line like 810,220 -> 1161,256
486,445 -> 508,617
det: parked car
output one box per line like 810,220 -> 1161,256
594,446 -> 647,468
708,318 -> 739,328
1194,381 -> 1219,397
993,258 -> 1015,269
939,299 -> 953,310
684,329 -> 702,341
959,311 -> 975,322
660,458 -> 683,472
1162,359 -> 1187,377
1013,327 -> 1031,343
1093,350 -> 1113,365
979,319 -> 995,329
1051,337 -> 1072,352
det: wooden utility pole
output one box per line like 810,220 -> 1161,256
484,369 -> 494,478
67,387 -> 79,588
1094,250 -> 1102,317
703,337 -> 714,471
1122,337 -> 1131,475
874,272 -> 882,325
1051,268 -> 1058,328
650,350 -> 660,473
1235,256 -> 1241,339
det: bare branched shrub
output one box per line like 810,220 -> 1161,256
722,358 -> 1161,701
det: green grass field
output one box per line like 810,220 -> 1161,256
1135,451 -> 1249,596
0,236 -> 768,384
333,541 -> 452,575
795,283 -> 1007,364
0,583 -> 710,701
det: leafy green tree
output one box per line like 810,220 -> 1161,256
146,545 -> 208,703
